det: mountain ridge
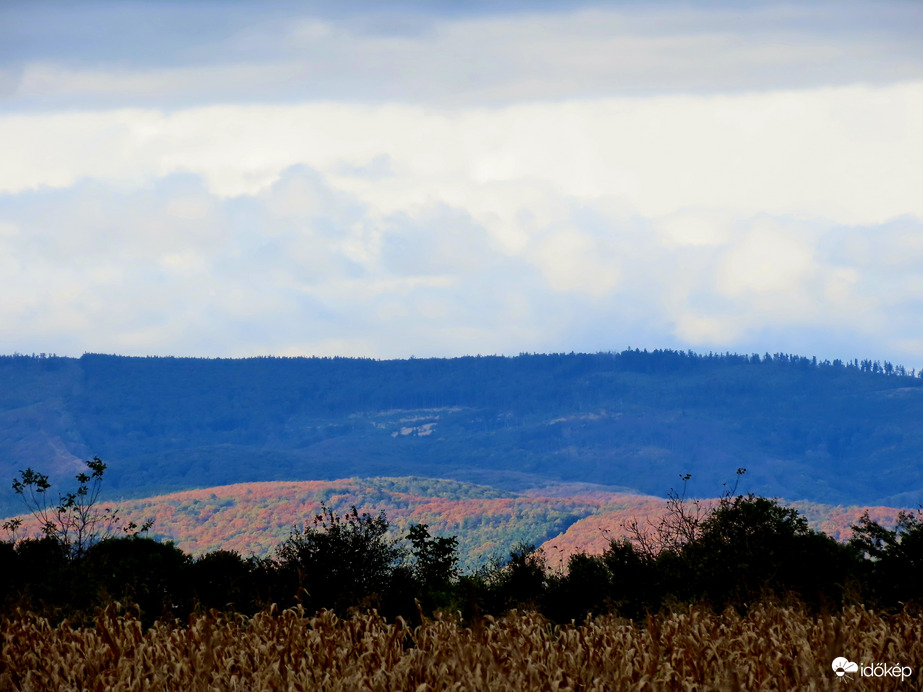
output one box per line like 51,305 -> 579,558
2,349 -> 923,515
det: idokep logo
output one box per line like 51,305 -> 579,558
832,657 -> 913,683
832,658 -> 859,680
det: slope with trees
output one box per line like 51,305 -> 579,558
4,461 -> 923,628
2,349 -> 923,519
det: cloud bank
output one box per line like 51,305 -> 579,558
1,2 -> 922,364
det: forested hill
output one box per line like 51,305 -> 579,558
2,349 -> 923,516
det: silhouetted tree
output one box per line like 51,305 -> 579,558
623,473 -> 709,559
276,505 -> 402,613
850,508 -> 923,605
7,536 -> 70,612
476,543 -> 548,613
602,538 -> 657,618
407,523 -> 459,610
188,550 -> 259,614
83,537 -> 190,627
546,552 -> 612,623
9,458 -> 151,557
680,494 -> 848,608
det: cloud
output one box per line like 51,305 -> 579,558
659,213 -> 923,360
716,220 -> 815,299
2,82 -> 921,227
3,2 -> 923,364
3,159 -> 921,364
0,168 -> 542,357
654,209 -> 735,249
3,2 -> 923,109
531,228 -> 620,299
821,217 -> 923,270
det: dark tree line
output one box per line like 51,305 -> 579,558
3,462 -> 923,628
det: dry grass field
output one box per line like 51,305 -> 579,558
1,603 -> 920,691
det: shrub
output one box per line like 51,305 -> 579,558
275,504 -> 402,613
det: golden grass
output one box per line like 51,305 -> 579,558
1,604 -> 920,691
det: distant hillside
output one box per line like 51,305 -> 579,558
5,477 -> 902,571
2,350 -> 923,516
5,477 -> 600,570
132,477 -> 599,570
533,497 -> 903,571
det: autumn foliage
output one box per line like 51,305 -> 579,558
5,476 -> 904,573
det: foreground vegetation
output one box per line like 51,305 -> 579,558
3,463 -> 923,628
3,461 -> 922,688
2,603 -> 920,691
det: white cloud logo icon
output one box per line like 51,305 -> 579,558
832,657 -> 859,678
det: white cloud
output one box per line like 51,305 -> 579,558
531,228 -> 620,299
674,314 -> 745,346
2,82 -> 921,227
715,220 -> 815,299
0,163 -> 922,363
654,209 -> 735,248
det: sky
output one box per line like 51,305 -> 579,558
1,1 -> 922,363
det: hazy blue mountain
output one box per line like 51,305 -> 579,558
2,350 -> 922,517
